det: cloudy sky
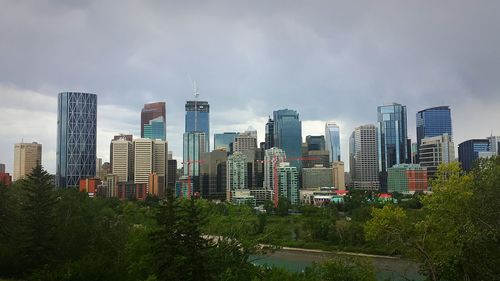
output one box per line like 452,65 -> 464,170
1,0 -> 499,174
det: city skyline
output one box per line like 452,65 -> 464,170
1,2 -> 500,174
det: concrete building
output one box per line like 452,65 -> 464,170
419,134 -> 455,179
388,164 -> 428,194
349,125 -> 379,190
226,152 -> 248,201
332,161 -> 345,190
13,142 -> 42,181
0,163 -> 5,173
233,133 -> 257,153
278,163 -> 299,205
302,165 -> 333,188
0,172 -> 12,186
111,139 -> 133,182
133,139 -> 153,187
153,140 -> 168,196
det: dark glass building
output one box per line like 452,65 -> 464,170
141,102 -> 166,141
185,100 -> 209,151
458,139 -> 490,171
265,117 -> 274,149
377,103 -> 409,191
56,92 -> 97,188
214,132 -> 239,152
305,135 -> 325,151
416,106 -> 452,159
273,109 -> 302,169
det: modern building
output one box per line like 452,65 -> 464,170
416,106 -> 452,160
133,138 -> 153,187
0,172 -> 12,186
56,92 -> 97,188
487,136 -> 500,155
302,165 -> 333,188
167,159 -> 178,194
226,152 -> 248,201
332,161 -> 345,190
264,147 -> 286,205
349,125 -> 379,190
277,163 -> 299,205
233,132 -> 258,153
325,122 -> 341,162
214,132 -> 239,152
106,174 -> 118,198
183,131 -> 207,177
0,163 -> 5,173
13,142 -> 42,181
200,149 -> 227,200
265,117 -> 275,149
273,109 -> 302,169
388,164 -> 428,194
152,140 -> 168,197
458,139 -> 490,171
111,139 -> 134,182
185,100 -> 210,151
306,135 -> 326,151
141,102 -> 166,141
419,134 -> 455,180
377,103 -> 409,190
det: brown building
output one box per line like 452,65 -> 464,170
141,102 -> 166,140
0,172 -> 12,186
79,178 -> 100,197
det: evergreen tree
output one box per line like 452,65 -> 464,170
18,165 -> 58,271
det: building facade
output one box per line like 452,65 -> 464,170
377,103 -> 409,190
56,92 -> 97,188
458,139 -> 490,171
278,163 -> 299,205
325,122 -> 341,162
226,152 -> 248,201
183,132 -> 207,177
388,164 -> 428,194
349,125 -> 379,190
141,102 -> 166,141
273,109 -> 302,169
13,142 -> 42,181
302,165 -> 333,188
265,117 -> 275,149
214,132 -> 239,152
416,106 -> 452,160
233,133 -> 258,153
185,100 -> 210,151
419,134 -> 455,180
332,161 -> 345,190
133,139 -> 153,187
111,139 -> 133,182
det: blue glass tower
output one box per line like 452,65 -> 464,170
141,102 -> 166,141
458,139 -> 490,171
377,103 -> 409,191
305,135 -> 325,151
416,106 -> 452,158
273,109 -> 302,169
325,122 -> 341,162
214,132 -> 239,151
56,92 -> 97,188
185,100 -> 209,151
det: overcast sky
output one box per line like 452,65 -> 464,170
1,0 -> 499,174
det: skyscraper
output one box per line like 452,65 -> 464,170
419,134 -> 455,179
226,152 -> 247,201
349,125 -> 379,190
183,131 -> 207,176
13,142 -> 42,181
214,132 -> 239,151
57,92 -> 97,188
377,103 -> 409,190
278,163 -> 299,205
185,100 -> 210,151
265,117 -> 275,149
416,106 -> 452,160
233,132 -> 258,153
325,122 -> 341,162
133,138 -> 153,186
458,139 -> 490,171
273,109 -> 302,169
305,135 -> 326,151
141,102 -> 166,141
111,138 -> 133,182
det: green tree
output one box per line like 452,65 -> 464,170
276,197 -> 290,216
302,258 -> 376,281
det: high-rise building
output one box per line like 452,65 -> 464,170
332,161 -> 345,190
0,172 -> 12,186
233,132 -> 258,153
302,165 -> 333,188
226,152 -> 248,201
153,140 -> 168,197
185,100 -> 210,151
349,125 -> 379,190
200,150 -> 227,200
273,109 -> 302,169
141,102 -> 166,141
265,117 -> 275,149
0,163 -> 5,173
13,142 -> 42,181
416,106 -> 452,160
264,147 -> 286,202
134,139 -> 153,187
377,103 -> 409,190
325,122 -> 341,162
277,163 -> 299,205
306,135 -> 326,151
167,159 -> 178,194
57,92 -> 97,188
183,131 -> 207,176
214,132 -> 239,152
388,164 -> 428,194
458,139 -> 490,171
111,139 -> 133,182
419,134 -> 455,180
487,136 -> 500,155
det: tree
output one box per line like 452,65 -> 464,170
276,197 -> 290,216
17,165 -> 59,271
302,258 -> 376,281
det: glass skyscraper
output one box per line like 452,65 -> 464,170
416,106 -> 452,158
377,103 -> 409,190
273,109 -> 302,169
141,102 -> 166,141
305,135 -> 325,151
458,139 -> 490,171
325,122 -> 341,162
214,132 -> 239,152
185,100 -> 209,151
56,92 -> 97,188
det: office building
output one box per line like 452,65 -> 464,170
0,163 -> 5,173
13,142 -> 42,181
233,132 -> 258,153
278,163 -> 299,205
416,106 -> 452,159
141,102 -> 166,141
458,139 -> 490,171
419,134 -> 455,179
106,174 -> 118,198
306,135 -> 326,151
349,125 -> 379,190
185,100 -> 210,151
183,132 -> 207,177
273,109 -> 302,169
167,159 -> 178,194
388,164 -> 428,194
0,172 -> 12,186
152,140 -> 168,197
56,92 -> 97,188
134,139 -> 153,187
264,147 -> 286,204
226,152 -> 248,201
332,161 -> 345,190
200,149 -> 227,200
302,165 -> 333,188
487,136 -> 500,155
111,139 -> 133,182
377,103 -> 409,190
325,122 -> 341,162
214,132 -> 239,152
265,117 -> 275,149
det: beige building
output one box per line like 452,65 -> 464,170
332,161 -> 345,191
111,139 -> 134,182
302,165 -> 333,188
233,133 -> 257,153
132,138 -> 168,196
134,139 -> 153,186
14,142 -> 42,181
